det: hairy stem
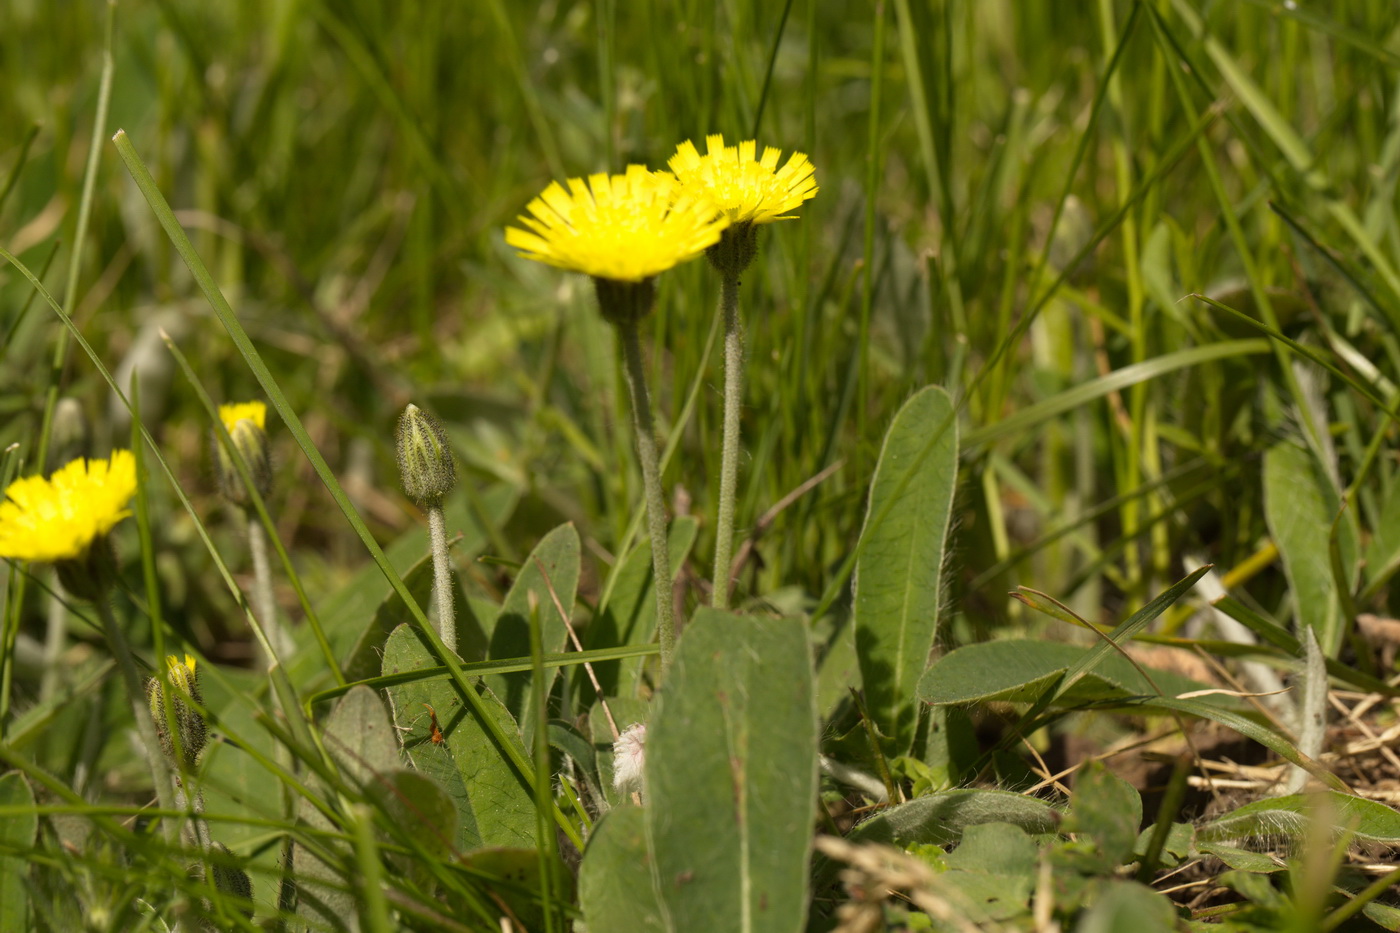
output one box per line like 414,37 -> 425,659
712,273 -> 743,609
246,513 -> 286,670
427,502 -> 457,656
617,317 -> 677,669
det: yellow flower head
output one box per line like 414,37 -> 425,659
0,451 -> 137,563
505,165 -> 730,282
218,401 -> 266,434
166,653 -> 198,690
667,134 -> 818,225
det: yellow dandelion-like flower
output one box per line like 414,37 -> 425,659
218,401 -> 266,434
505,164 -> 730,283
0,451 -> 137,562
667,134 -> 818,225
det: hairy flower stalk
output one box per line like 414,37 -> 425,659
667,135 -> 817,609
396,404 -> 458,655
507,166 -> 728,667
0,452 -> 178,840
214,402 -> 290,669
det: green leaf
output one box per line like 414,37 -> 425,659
815,612 -> 859,720
940,822 -> 1038,923
918,638 -> 1222,707
586,516 -> 698,699
460,847 -> 573,933
1197,843 -> 1284,874
1263,442 -> 1356,655
1200,791 -> 1400,844
324,684 -> 400,782
365,769 -> 459,862
647,609 -> 819,933
845,789 -> 1062,850
382,623 -> 536,850
579,807 -> 665,933
296,685 -> 400,930
1076,880 -> 1179,933
1134,822 -> 1195,868
1364,901 -> 1400,932
485,523 -> 581,729
854,385 -> 959,753
0,771 -> 36,933
1064,762 -> 1142,870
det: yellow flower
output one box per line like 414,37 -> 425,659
0,451 -> 137,562
505,164 -> 729,282
166,652 -> 198,688
667,134 -> 818,225
218,401 -> 266,434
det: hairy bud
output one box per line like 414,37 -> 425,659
213,402 -> 272,507
147,654 -> 206,770
396,404 -> 456,505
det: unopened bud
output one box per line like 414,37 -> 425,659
396,404 -> 455,505
196,842 -> 255,930
213,402 -> 272,506
147,653 -> 206,770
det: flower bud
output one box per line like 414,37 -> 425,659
147,654 -> 206,770
396,404 -> 456,505
196,842 -> 255,930
213,402 -> 272,507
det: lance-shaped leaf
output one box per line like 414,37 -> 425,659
853,385 -> 958,753
383,623 -> 536,851
647,609 -> 818,933
580,807 -> 665,933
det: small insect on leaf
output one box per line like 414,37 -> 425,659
423,703 -> 444,745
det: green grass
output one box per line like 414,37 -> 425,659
5,0 -> 1400,930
